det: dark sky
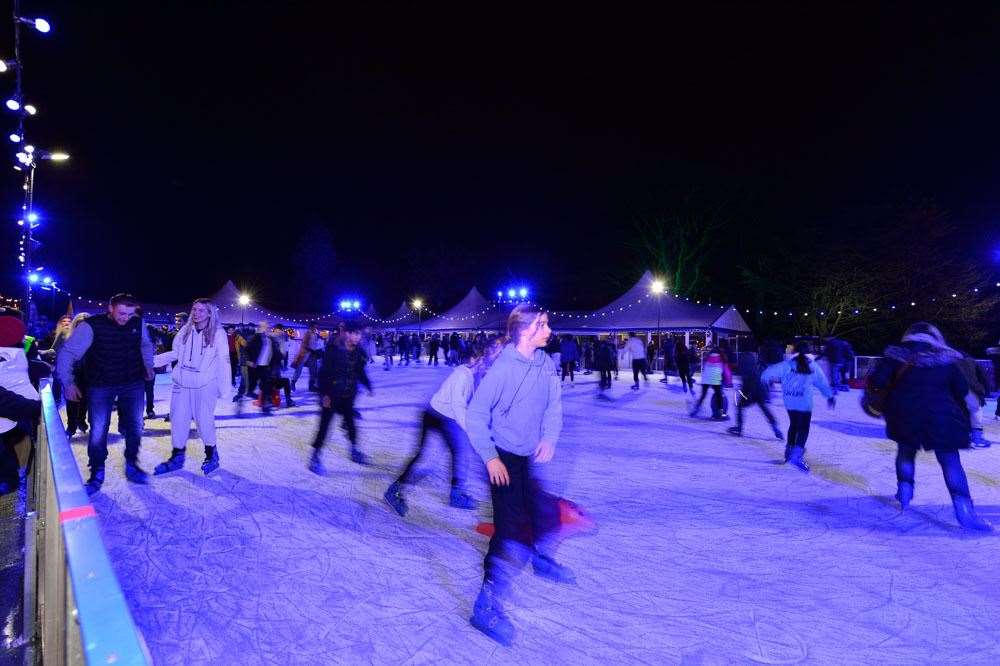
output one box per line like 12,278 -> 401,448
5,1 -> 1000,314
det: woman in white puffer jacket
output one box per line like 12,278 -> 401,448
153,298 -> 232,475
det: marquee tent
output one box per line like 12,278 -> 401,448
547,271 -> 751,335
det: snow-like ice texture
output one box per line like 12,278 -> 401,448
68,366 -> 1000,665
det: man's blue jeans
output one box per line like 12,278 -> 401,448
87,381 -> 145,471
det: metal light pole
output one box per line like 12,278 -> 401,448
413,299 -> 423,335
651,279 -> 666,373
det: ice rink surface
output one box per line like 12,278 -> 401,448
71,364 -> 1000,665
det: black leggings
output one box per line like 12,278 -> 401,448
735,394 -> 776,430
895,447 -> 971,498
561,361 -> 575,382
693,384 -> 723,414
312,396 -> 358,450
484,447 -> 561,594
396,408 -> 469,490
787,409 -> 812,448
677,365 -> 693,390
632,359 -> 648,384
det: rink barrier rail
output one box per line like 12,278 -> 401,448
854,356 -> 996,394
26,385 -> 150,665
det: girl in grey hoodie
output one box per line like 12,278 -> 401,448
465,304 -> 569,646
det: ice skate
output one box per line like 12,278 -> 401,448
308,449 -> 325,475
201,446 -> 220,475
154,448 -> 186,475
532,553 -> 577,585
350,448 -> 371,466
952,495 -> 993,531
470,581 -> 514,647
125,461 -> 149,484
786,446 -> 810,473
895,481 -> 913,510
84,468 -> 105,496
772,425 -> 784,440
384,482 -> 408,516
727,426 -> 742,436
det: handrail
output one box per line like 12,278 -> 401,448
33,386 -> 149,665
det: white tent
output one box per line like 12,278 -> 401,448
547,271 -> 751,336
398,287 -> 500,332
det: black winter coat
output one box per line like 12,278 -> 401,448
869,341 -> 969,451
318,341 -> 372,400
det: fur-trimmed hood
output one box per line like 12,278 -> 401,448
883,341 -> 963,367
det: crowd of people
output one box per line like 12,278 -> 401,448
0,293 -> 996,647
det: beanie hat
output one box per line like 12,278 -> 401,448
0,315 -> 26,348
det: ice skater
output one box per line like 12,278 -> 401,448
761,341 -> 835,472
57,293 -> 156,495
152,298 -> 232,476
867,322 -> 991,530
626,332 -> 649,390
384,339 -> 498,516
308,320 -> 373,473
675,339 -> 695,394
728,352 -> 783,440
466,304 -> 570,647
689,346 -> 729,420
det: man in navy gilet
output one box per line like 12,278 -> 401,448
57,293 -> 155,495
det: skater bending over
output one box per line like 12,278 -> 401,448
153,298 -> 232,476
384,339 -> 500,516
466,304 -> 569,646
761,341 -> 834,472
867,322 -> 991,531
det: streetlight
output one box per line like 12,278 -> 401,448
412,298 -> 423,335
651,279 -> 666,374
238,293 -> 251,324
20,149 -> 70,316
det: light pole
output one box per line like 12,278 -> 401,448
651,279 -> 666,373
238,293 -> 251,325
412,299 -> 423,335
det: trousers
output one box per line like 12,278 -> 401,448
170,384 -> 219,450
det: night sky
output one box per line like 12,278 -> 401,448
4,1 -> 1000,314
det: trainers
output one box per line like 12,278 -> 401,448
85,468 -> 105,496
201,446 -> 220,475
154,448 -> 186,475
532,553 -> 577,585
384,482 -> 408,517
350,448 -> 371,466
308,449 -> 325,475
124,461 -> 149,484
449,488 -> 477,510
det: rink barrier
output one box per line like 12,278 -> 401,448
26,386 -> 149,665
854,356 -> 995,394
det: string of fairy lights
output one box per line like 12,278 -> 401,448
4,3 -> 70,315
62,275 -> 998,330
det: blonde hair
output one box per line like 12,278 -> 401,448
505,303 -> 547,346
179,298 -> 221,347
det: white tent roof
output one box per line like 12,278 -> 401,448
548,271 -> 751,334
399,287 -> 500,332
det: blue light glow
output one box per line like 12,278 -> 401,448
27,273 -> 39,283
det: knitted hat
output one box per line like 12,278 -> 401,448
0,315 -> 26,348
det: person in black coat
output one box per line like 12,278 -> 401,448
728,352 -> 782,439
595,339 -> 615,391
309,321 -> 373,473
674,339 -> 694,394
867,322 -> 990,531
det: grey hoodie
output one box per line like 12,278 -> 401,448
467,344 -> 562,463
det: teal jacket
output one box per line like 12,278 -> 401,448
761,357 -> 833,412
